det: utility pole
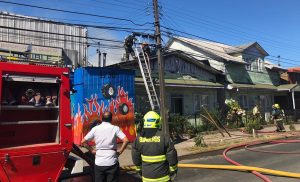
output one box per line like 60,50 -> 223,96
153,0 -> 169,134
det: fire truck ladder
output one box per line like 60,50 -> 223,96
135,44 -> 160,111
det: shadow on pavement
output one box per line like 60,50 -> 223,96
120,172 -> 142,182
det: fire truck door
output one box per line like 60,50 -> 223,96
0,163 -> 9,182
0,151 -> 67,182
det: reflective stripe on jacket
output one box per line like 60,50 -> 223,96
131,129 -> 178,181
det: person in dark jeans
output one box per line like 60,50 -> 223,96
81,111 -> 129,182
94,162 -> 120,182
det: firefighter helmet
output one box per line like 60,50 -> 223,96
274,104 -> 280,109
143,111 -> 161,128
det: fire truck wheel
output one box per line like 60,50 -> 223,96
102,84 -> 115,98
119,103 -> 129,115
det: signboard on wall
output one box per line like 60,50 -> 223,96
0,41 -> 63,63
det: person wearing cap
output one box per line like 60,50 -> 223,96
271,104 -> 286,132
131,111 -> 178,182
81,111 -> 129,182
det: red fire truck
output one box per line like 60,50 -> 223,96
0,48 -> 137,181
0,54 -> 73,181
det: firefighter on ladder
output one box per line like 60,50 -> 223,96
132,111 -> 178,182
124,33 -> 137,61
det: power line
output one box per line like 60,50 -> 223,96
164,46 -> 299,67
160,6 -> 300,56
0,29 -> 125,49
163,6 -> 300,47
161,15 -> 300,55
160,28 -> 300,65
0,0 -> 151,26
0,13 -> 154,33
87,0 -> 148,12
0,25 -> 124,44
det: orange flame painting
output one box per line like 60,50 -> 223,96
73,86 -> 136,144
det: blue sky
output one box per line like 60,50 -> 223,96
0,0 -> 300,67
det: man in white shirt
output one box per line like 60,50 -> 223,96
81,111 -> 129,182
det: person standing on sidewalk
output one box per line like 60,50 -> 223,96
81,111 -> 129,182
132,111 -> 178,182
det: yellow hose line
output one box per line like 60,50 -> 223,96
122,164 -> 300,179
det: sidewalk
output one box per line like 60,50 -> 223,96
119,124 -> 300,166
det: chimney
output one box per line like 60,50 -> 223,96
102,53 -> 107,67
97,49 -> 101,67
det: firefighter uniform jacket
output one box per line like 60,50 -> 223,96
132,129 -> 178,182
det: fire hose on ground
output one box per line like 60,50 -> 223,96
121,139 -> 300,181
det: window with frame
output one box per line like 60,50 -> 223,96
194,95 -> 209,113
244,58 -> 251,71
257,58 -> 264,72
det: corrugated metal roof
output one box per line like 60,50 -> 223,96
0,12 -> 87,66
264,60 -> 286,71
135,77 -> 223,88
172,36 -> 246,64
230,83 -> 300,92
229,83 -> 277,90
277,84 -> 299,91
288,67 -> 300,73
224,42 -> 269,56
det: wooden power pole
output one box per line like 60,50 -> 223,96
153,0 -> 169,134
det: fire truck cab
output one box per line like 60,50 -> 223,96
0,57 -> 72,182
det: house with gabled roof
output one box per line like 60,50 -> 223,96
276,67 -> 300,119
167,36 -> 290,119
111,50 -> 224,117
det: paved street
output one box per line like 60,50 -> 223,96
121,138 -> 300,182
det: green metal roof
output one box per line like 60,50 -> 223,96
230,83 -> 300,92
229,83 -> 277,90
135,77 -> 223,88
277,84 -> 300,92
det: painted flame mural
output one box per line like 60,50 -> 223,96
73,86 -> 136,144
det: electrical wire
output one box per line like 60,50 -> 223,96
164,46 -> 299,67
0,25 -> 124,44
0,0 -> 152,26
86,0 -> 148,12
0,29 -> 125,49
163,6 -> 300,48
161,15 -> 300,56
161,31 -> 300,66
0,13 -> 154,33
